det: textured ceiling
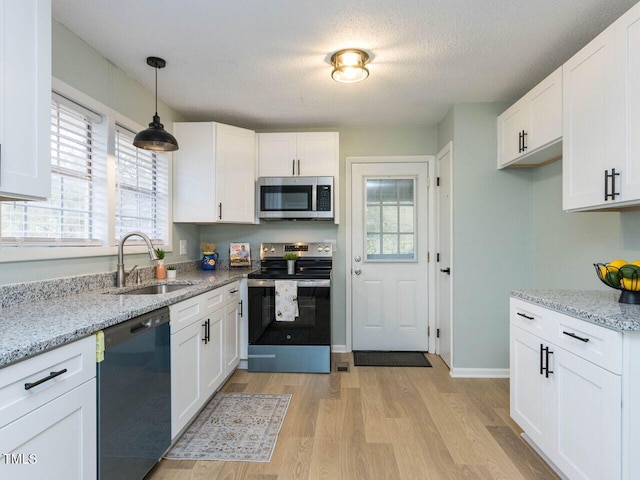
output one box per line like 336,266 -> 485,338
52,0 -> 638,129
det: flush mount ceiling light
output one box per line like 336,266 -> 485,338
330,49 -> 370,83
133,56 -> 179,152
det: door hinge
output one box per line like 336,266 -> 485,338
428,326 -> 431,337
427,252 -> 430,262
426,177 -> 430,188
436,177 -> 440,186
436,253 -> 440,262
437,328 -> 440,338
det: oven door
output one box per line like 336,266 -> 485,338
247,279 -> 331,345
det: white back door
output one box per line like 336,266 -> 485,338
351,161 -> 429,351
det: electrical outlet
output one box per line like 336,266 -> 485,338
179,240 -> 187,255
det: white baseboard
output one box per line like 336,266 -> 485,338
331,345 -> 349,353
450,367 -> 510,378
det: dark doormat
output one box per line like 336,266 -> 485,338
353,351 -> 432,367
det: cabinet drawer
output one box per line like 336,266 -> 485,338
510,298 -> 551,338
225,281 -> 240,304
203,287 -> 225,314
170,294 -> 204,333
550,311 -> 622,374
0,335 -> 95,428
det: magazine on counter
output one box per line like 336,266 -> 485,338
230,242 -> 251,267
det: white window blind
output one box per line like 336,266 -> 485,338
1,94 -> 107,246
115,125 -> 169,243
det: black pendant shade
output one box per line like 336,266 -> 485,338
133,56 -> 179,152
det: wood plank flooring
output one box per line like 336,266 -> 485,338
146,353 -> 559,480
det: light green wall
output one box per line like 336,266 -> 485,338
447,103 -> 534,370
533,161 -> 640,289
200,125 -> 438,346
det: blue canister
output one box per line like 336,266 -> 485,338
201,252 -> 219,270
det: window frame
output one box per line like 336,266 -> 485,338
0,78 -> 173,263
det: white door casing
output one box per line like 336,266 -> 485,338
349,158 -> 431,351
436,143 -> 453,367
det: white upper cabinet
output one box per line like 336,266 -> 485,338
563,2 -> 640,211
497,67 -> 562,169
173,122 -> 256,223
257,132 -> 339,177
0,0 -> 51,201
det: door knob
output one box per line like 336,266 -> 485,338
354,268 -> 362,275
440,268 -> 451,275
354,255 -> 361,262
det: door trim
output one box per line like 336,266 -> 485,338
345,155 -> 436,352
436,142 -> 454,367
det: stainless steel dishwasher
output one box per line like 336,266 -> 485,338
97,307 -> 171,480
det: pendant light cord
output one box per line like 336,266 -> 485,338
154,65 -> 158,116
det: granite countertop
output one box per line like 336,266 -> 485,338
0,267 -> 254,368
511,289 -> 640,332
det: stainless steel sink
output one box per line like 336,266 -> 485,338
118,284 -> 192,295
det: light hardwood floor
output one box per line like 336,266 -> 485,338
147,353 -> 559,480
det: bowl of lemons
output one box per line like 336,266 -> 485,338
595,259 -> 640,304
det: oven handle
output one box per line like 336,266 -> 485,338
247,278 -> 331,288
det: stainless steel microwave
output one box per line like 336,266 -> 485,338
257,176 -> 334,220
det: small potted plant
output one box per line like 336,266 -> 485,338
155,248 -> 166,279
166,265 -> 177,280
283,252 -> 298,275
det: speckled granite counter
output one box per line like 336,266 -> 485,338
0,266 -> 254,368
511,289 -> 640,332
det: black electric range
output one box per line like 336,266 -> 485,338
247,242 -> 332,373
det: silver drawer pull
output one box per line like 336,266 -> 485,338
563,331 -> 590,343
25,368 -> 68,390
229,289 -> 239,294
517,312 -> 535,320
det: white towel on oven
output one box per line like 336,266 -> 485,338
275,280 -> 298,322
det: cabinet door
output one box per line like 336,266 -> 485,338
171,320 -> 203,438
201,309 -> 224,398
224,301 -> 240,375
497,102 -> 528,168
0,0 -> 51,201
613,4 -> 640,204
553,348 -> 621,480
0,379 -> 96,480
510,325 -> 553,450
528,67 -> 562,152
562,27 -> 615,211
216,123 -> 256,223
257,133 -> 297,176
172,122 -> 217,222
295,132 -> 339,177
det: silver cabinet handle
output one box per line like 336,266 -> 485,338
297,159 -> 300,176
292,159 -> 295,176
354,268 -> 362,275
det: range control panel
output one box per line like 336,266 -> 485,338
260,242 -> 333,259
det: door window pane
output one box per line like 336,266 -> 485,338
365,178 -> 416,261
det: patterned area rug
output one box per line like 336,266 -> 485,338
165,392 -> 291,462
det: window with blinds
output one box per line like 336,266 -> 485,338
1,94 -> 107,246
115,125 -> 169,243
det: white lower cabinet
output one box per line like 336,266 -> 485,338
553,347 -> 621,479
223,282 -> 241,375
0,336 -> 96,480
170,281 -> 241,438
510,298 -> 625,479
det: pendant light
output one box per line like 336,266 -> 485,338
133,56 -> 179,152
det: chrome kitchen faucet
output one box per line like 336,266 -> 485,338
116,231 -> 158,287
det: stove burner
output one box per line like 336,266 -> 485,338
250,242 -> 333,280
